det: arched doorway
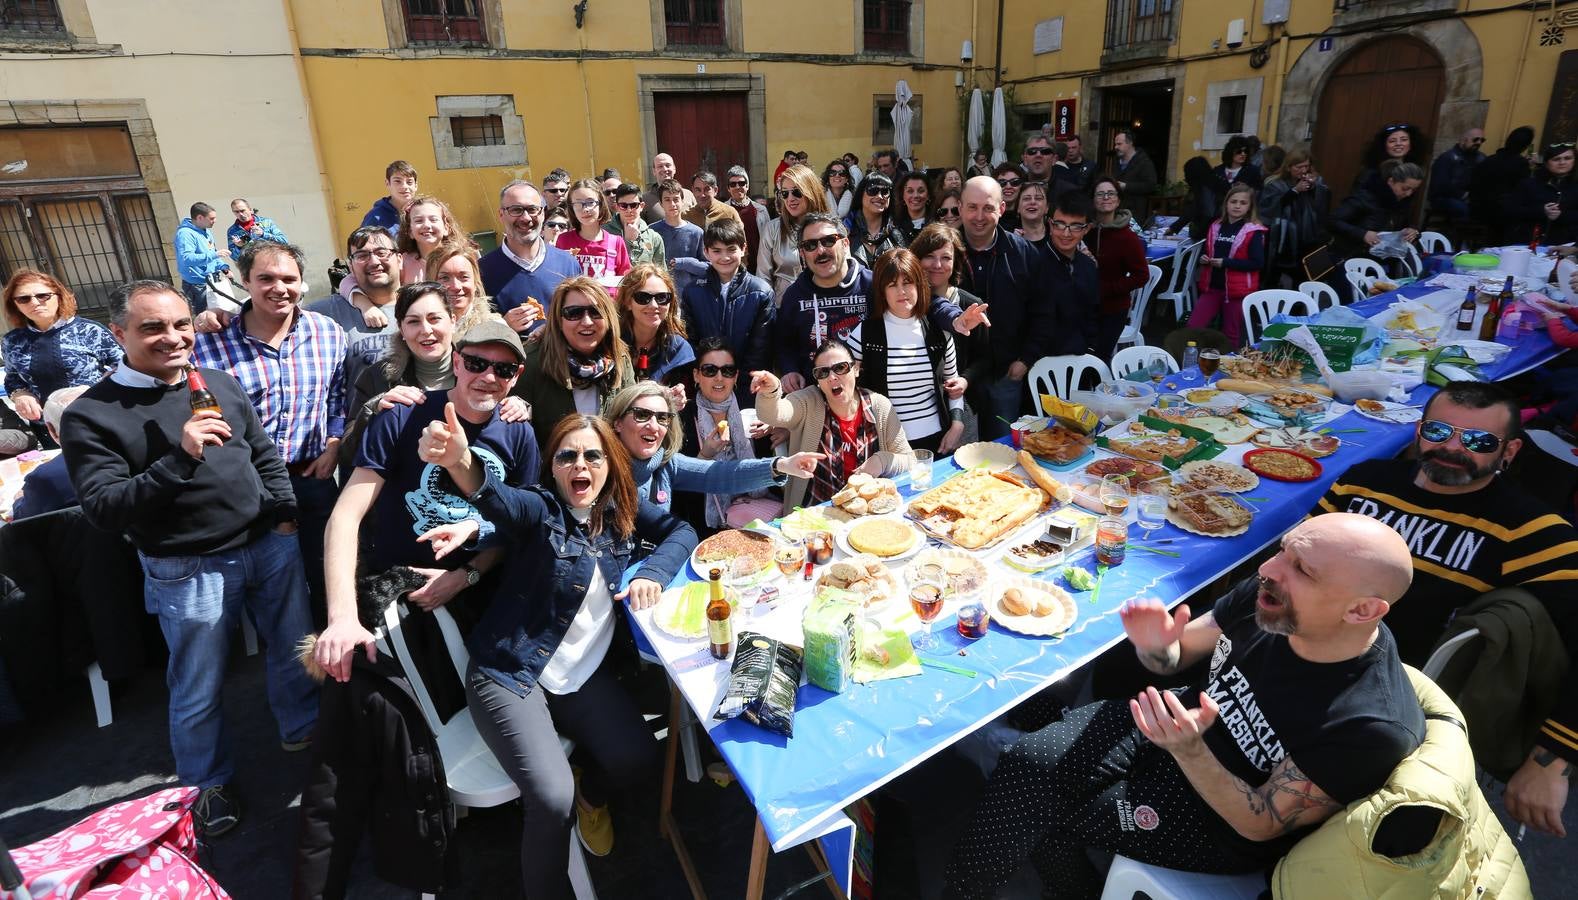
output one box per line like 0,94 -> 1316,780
1312,36 -> 1445,195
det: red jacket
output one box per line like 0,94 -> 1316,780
1196,218 -> 1269,302
1088,219 -> 1150,315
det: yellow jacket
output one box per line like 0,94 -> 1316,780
1271,667 -> 1530,899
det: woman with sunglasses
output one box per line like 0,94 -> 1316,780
843,249 -> 966,455
673,338 -> 784,530
758,164 -> 831,300
1088,175 -> 1151,360
542,208 -> 572,243
895,172 -> 935,245
515,276 -> 634,432
823,160 -> 855,220
846,173 -> 905,268
935,188 -> 964,230
556,178 -> 632,283
616,264 -> 694,385
993,162 -> 1027,231
607,380 -> 820,520
751,340 -> 915,514
1508,141 -> 1578,245
1212,136 -> 1264,195
0,269 -> 118,444
411,410 -> 696,894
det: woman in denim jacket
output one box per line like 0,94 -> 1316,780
416,408 -> 696,898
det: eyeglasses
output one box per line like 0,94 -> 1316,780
553,447 -> 606,468
616,201 -> 643,211
631,290 -> 671,306
997,176 -> 1022,187
697,363 -> 738,378
1048,220 -> 1090,234
864,187 -> 891,198
939,206 -> 961,217
12,290 -> 55,305
811,360 -> 855,381
502,204 -> 545,218
1024,147 -> 1055,156
543,220 -> 570,231
1419,419 -> 1504,454
350,248 -> 396,264
797,234 -> 842,253
728,180 -> 749,188
776,188 -> 805,201
457,351 -> 523,380
625,407 -> 674,426
1093,191 -> 1119,199
572,199 -> 601,211
560,305 -> 606,322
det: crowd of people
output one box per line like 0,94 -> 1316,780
0,124 -> 1573,899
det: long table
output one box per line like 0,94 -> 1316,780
629,285 -> 1565,898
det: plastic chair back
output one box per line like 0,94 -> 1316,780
1422,628 -> 1481,682
1117,264 -> 1165,350
1110,346 -> 1178,380
1101,855 -> 1266,900
1344,257 -> 1386,302
1298,280 -> 1340,312
1241,288 -> 1316,345
1029,354 -> 1112,410
1419,231 -> 1452,255
1157,240 -> 1204,320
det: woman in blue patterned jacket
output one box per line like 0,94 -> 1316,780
2,270 -> 121,432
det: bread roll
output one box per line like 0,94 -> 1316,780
1000,587 -> 1033,616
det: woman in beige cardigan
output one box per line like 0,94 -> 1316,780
750,339 -> 915,513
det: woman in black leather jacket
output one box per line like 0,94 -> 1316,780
417,408 -> 696,900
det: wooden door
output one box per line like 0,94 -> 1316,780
1313,37 -> 1444,197
653,92 -> 750,180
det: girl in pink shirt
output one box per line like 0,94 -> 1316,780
556,179 -> 631,283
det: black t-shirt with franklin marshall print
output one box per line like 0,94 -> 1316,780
1191,578 -> 1425,805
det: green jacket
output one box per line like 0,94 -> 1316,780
604,220 -> 667,270
1428,588 -> 1571,781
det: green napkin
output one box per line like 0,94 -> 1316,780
853,626 -> 922,683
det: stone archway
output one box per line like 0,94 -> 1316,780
1277,18 -> 1487,165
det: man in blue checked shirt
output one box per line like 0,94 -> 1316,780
194,240 -> 347,624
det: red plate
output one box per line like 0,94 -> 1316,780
1241,448 -> 1322,483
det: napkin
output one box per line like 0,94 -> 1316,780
852,625 -> 922,683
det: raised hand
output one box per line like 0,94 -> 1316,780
418,401 -> 470,470
954,303 -> 990,334
1130,687 -> 1219,754
749,370 -> 781,395
1120,598 -> 1190,655
780,451 -> 825,478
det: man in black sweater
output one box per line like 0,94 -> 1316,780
59,280 -> 318,837
1041,190 -> 1098,359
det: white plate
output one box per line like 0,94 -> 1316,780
987,575 -> 1078,637
650,582 -> 725,642
952,441 -> 1019,472
1176,460 -> 1260,493
905,549 -> 990,599
1182,388 -> 1247,412
836,516 -> 927,562
1353,400 -> 1422,424
689,527 -> 783,585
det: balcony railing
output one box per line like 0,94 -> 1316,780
403,0 -> 486,46
1104,0 -> 1175,51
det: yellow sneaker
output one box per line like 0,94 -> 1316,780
574,793 -> 614,857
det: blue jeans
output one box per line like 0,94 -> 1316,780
139,528 -> 319,788
290,472 -> 341,627
181,280 -> 208,314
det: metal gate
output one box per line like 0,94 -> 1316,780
0,189 -> 163,321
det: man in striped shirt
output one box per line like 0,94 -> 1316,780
1314,380 -> 1577,835
194,240 -> 347,623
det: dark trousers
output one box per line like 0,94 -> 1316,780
181,280 -> 208,314
289,471 -> 339,628
945,699 -> 1282,899
1095,311 -> 1128,363
467,657 -> 659,900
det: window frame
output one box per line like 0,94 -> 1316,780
871,93 -> 924,146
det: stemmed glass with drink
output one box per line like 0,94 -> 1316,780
910,578 -> 946,652
1099,474 -> 1132,518
774,536 -> 806,578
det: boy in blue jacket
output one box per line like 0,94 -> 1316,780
680,219 -> 774,403
360,160 -> 418,237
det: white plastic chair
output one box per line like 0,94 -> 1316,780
1401,243 -> 1425,279
1298,279 -> 1341,312
1422,628 -> 1481,681
1419,231 -> 1453,255
1110,346 -> 1177,380
379,603 -> 597,900
1344,257 -> 1386,303
1156,239 -> 1205,320
1115,264 -> 1165,350
1240,288 -> 1316,345
1029,354 -> 1112,411
1101,855 -> 1266,900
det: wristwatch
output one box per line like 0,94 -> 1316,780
771,456 -> 788,478
462,564 -> 482,587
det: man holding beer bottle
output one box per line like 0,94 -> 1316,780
59,279 -> 318,838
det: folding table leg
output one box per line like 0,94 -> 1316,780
660,683 -> 707,899
746,819 -> 770,900
677,700 -> 703,783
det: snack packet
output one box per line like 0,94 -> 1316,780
714,631 -> 803,737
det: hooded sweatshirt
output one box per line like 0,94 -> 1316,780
174,218 -> 227,285
361,196 -> 403,237
775,257 -> 871,381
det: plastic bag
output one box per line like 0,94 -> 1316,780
715,631 -> 803,737
1266,306 -> 1387,368
802,590 -> 858,693
1369,231 -> 1409,260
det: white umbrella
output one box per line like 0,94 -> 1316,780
967,88 -> 984,162
990,87 -> 1007,167
891,79 -> 915,168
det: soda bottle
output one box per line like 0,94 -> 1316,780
185,366 -> 222,415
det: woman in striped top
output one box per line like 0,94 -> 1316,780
843,248 -> 965,455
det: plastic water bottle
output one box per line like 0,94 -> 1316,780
1181,341 -> 1199,373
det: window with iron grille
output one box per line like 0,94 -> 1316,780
403,0 -> 486,46
1104,0 -> 1176,50
0,0 -> 66,36
665,0 -> 724,47
864,0 -> 910,55
450,115 -> 505,148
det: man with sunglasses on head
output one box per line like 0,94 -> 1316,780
604,183 -> 667,270
1314,380 -> 1578,836
723,165 -> 769,263
1429,128 -> 1486,223
317,319 -> 541,675
481,180 -> 581,336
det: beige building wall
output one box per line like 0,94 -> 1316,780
0,0 -> 337,293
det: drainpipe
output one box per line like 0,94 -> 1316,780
993,0 -> 1004,86
280,0 -> 337,270
1266,32 -> 1290,144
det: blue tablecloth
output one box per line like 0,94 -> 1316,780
1351,281 -> 1559,380
1145,241 -> 1177,262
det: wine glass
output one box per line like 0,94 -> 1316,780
1099,474 -> 1132,518
910,579 -> 946,652
774,536 -> 806,578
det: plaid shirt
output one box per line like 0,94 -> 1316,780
809,390 -> 879,505
192,303 -> 347,464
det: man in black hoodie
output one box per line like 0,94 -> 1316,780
1042,190 -> 1099,358
60,280 -> 317,838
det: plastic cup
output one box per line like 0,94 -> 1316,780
911,449 -> 934,490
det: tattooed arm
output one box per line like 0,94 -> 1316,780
1131,687 -> 1341,841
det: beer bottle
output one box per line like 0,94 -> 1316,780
1455,286 -> 1477,332
185,366 -> 222,415
1479,276 -> 1512,341
706,567 -> 733,659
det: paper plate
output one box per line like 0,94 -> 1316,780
952,441 -> 1019,472
1353,400 -> 1423,424
988,575 -> 1078,637
1177,460 -> 1260,493
650,582 -> 726,642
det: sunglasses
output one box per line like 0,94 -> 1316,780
501,204 -> 544,218
1024,147 -> 1056,156
811,360 -> 855,381
631,290 -> 671,306
12,290 -> 55,305
864,186 -> 891,198
830,169 -> 848,177
603,189 -> 619,196
553,447 -> 606,468
1419,419 -> 1504,454
939,206 -> 961,216
1383,123 -> 1412,133
776,188 -> 805,201
544,186 -> 569,194
458,351 -> 522,380
798,234 -> 842,253
616,201 -> 643,211
560,305 -> 606,322
697,363 -> 738,378
728,179 -> 749,188
626,407 -> 674,426
997,176 -> 1022,187
543,221 -> 570,230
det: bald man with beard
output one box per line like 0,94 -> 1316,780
946,514 -> 1426,899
